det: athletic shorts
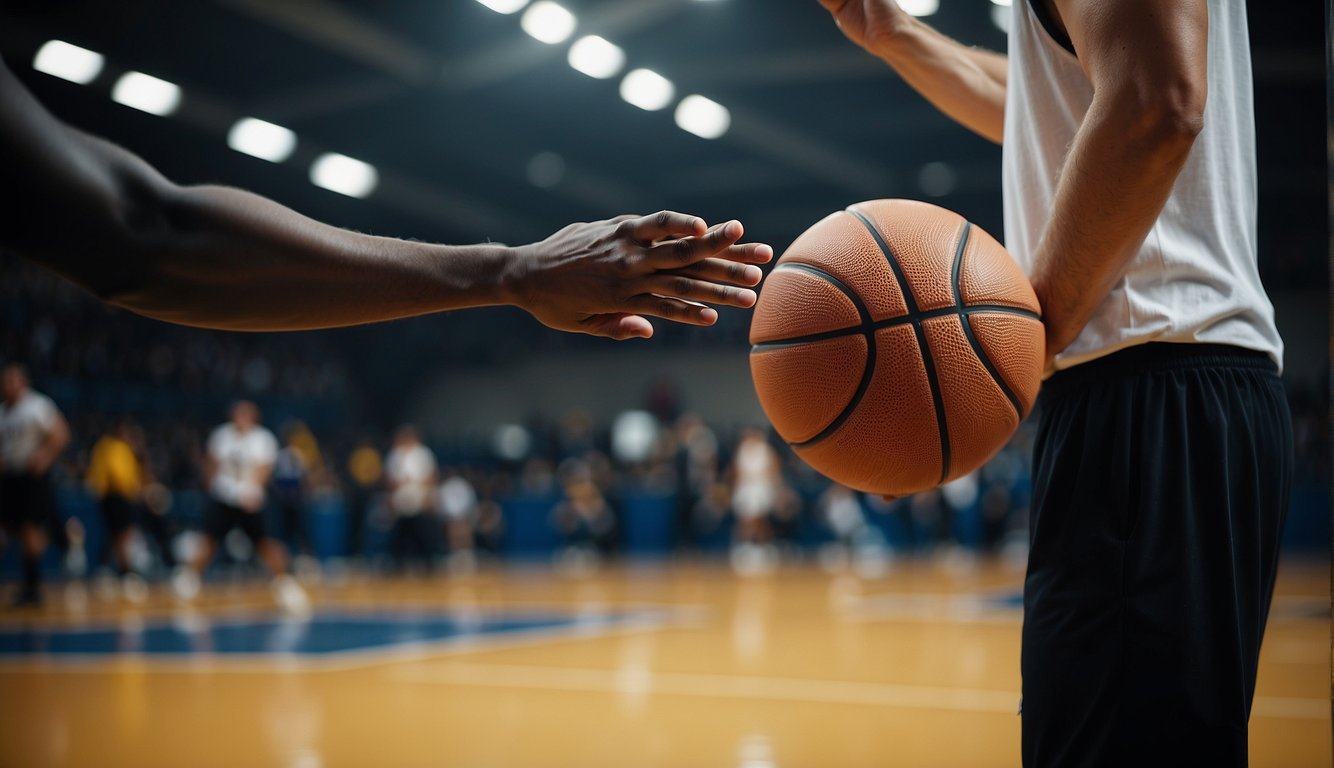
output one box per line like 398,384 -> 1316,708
100,492 -> 136,536
0,471 -> 57,534
205,499 -> 268,545
1021,343 -> 1291,768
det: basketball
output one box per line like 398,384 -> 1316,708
749,199 -> 1044,497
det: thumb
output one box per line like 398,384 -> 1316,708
585,313 -> 654,340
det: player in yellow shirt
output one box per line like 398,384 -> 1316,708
85,419 -> 147,591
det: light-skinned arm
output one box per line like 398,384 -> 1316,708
0,58 -> 771,339
1028,0 -> 1207,367
817,0 -> 1007,143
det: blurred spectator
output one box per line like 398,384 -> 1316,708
729,427 -> 782,573
273,422 -> 316,563
384,425 -> 438,573
436,469 -> 479,571
553,459 -> 616,568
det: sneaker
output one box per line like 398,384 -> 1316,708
171,567 -> 201,602
272,574 -> 311,616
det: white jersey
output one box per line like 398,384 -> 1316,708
1001,0 -> 1282,373
385,443 -> 437,516
0,390 -> 60,472
437,475 -> 477,521
207,423 -> 278,509
732,439 -> 778,520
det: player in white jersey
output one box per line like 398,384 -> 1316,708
820,1 -> 1291,764
172,401 -> 307,613
0,364 -> 69,607
384,426 -> 439,573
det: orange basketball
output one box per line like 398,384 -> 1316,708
749,199 -> 1045,497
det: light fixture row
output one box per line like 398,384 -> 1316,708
32,40 -> 379,199
475,0 -> 732,140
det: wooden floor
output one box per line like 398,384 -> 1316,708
0,556 -> 1327,768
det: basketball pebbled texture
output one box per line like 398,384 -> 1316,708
748,199 -> 1045,497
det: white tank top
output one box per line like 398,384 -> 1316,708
1001,0 -> 1283,373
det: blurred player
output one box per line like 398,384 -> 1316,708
436,470 -> 479,572
344,438 -> 382,563
84,417 -> 149,599
173,401 -> 308,612
728,427 -> 781,574
273,422 -> 315,568
0,363 -> 70,607
383,426 -> 438,573
552,460 -> 616,572
0,57 -> 770,338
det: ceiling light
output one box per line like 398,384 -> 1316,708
674,95 -> 731,139
619,69 -> 675,111
474,0 -> 529,12
227,118 -> 297,163
111,72 -> 182,116
990,5 -> 1012,32
567,36 -> 625,79
520,2 -> 577,44
32,40 -> 104,84
310,153 -> 378,198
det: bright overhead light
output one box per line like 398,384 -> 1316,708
619,69 -> 675,112
990,5 -> 1011,32
32,40 -> 104,84
111,72 -> 182,116
474,0 -> 529,12
310,153 -> 378,199
675,95 -> 730,139
227,118 -> 297,163
567,36 -> 625,79
520,1 -> 577,45
989,0 -> 1012,5
896,0 -> 939,17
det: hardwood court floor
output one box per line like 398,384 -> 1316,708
0,557 -> 1326,768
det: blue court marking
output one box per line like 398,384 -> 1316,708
0,608 -> 658,658
988,591 -> 1024,608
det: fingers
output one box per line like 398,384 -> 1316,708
619,210 -> 708,242
673,257 -> 765,287
581,313 -> 654,340
626,294 -> 719,326
643,274 -> 758,309
645,220 -> 747,268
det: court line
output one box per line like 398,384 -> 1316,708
0,609 -> 708,674
385,662 -> 1330,721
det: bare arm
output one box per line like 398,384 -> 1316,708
0,58 -> 771,339
27,412 -> 70,476
1030,0 -> 1207,368
818,0 -> 1007,143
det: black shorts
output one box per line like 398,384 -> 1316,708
100,492 -> 136,536
205,499 -> 268,545
0,471 -> 57,534
1022,343 -> 1292,768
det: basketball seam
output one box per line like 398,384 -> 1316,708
845,206 -> 951,485
949,222 -> 1026,420
773,263 -> 879,449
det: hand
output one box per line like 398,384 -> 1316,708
508,211 -> 773,340
818,0 -> 910,56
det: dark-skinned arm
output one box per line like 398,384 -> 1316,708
0,58 -> 771,338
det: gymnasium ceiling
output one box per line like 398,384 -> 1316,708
0,0 -> 1323,273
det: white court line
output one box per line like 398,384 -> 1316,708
385,663 -> 1330,721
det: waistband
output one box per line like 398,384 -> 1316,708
1044,343 -> 1278,394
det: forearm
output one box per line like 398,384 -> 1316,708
873,18 -> 1007,143
107,183 -> 516,331
1029,95 -> 1201,362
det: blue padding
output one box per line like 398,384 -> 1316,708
620,492 -> 674,556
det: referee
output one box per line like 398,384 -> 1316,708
0,363 -> 70,607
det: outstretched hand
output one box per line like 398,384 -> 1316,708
818,0 -> 910,55
509,211 -> 773,340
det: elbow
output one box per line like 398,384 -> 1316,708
1110,76 -> 1206,154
